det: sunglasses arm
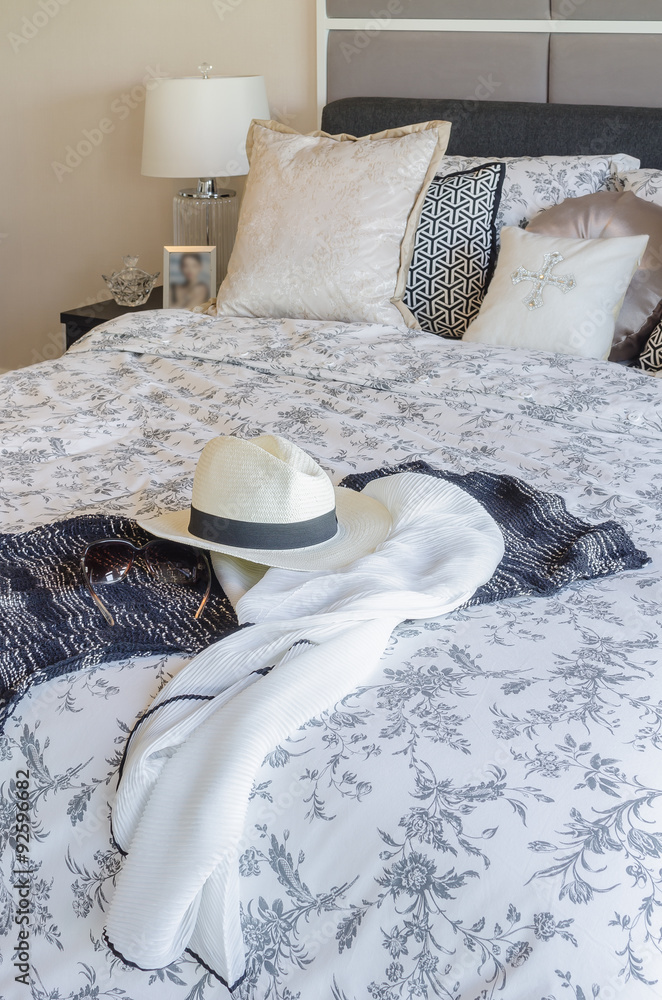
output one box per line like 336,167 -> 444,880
194,553 -> 213,621
81,555 -> 116,627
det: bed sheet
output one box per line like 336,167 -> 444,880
1,311 -> 662,1000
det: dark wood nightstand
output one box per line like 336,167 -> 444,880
60,286 -> 164,349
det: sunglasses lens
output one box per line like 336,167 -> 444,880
84,541 -> 135,586
144,541 -> 204,585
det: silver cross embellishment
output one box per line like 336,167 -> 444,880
511,251 -> 577,311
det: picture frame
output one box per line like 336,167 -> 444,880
163,246 -> 217,310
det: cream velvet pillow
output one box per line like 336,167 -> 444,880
215,119 -> 451,329
463,226 -> 648,360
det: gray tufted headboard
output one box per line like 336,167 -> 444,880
318,4 -> 662,117
321,97 -> 662,169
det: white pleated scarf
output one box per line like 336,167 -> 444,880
105,473 -> 504,989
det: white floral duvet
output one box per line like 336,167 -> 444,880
1,310 -> 662,1000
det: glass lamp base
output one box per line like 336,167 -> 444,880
173,189 -> 239,294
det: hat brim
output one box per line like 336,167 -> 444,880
135,486 -> 393,571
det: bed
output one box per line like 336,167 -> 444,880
2,97 -> 662,1000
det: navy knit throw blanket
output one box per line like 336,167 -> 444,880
341,462 -> 650,607
0,468 -> 650,731
0,515 -> 239,731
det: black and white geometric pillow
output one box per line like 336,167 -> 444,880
404,163 -> 505,338
638,317 -> 662,374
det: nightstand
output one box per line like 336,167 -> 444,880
60,286 -> 164,350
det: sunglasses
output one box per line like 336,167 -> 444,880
81,538 -> 211,627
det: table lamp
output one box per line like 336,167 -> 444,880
142,65 -> 269,292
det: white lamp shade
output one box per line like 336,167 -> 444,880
141,75 -> 269,178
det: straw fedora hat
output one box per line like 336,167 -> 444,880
137,434 -> 393,571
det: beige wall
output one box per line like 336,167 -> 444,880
0,0 -> 316,371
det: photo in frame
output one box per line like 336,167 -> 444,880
163,246 -> 217,309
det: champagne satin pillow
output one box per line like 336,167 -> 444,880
527,191 -> 662,362
215,119 -> 452,329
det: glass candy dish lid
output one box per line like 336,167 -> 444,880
102,255 -> 160,308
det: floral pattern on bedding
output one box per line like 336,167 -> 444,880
438,153 -> 638,235
618,168 -> 662,207
0,312 -> 662,999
